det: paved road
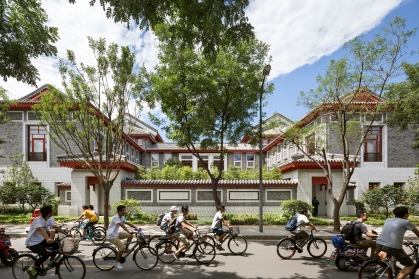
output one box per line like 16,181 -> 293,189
1,237 -> 364,279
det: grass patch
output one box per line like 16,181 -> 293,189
340,214 -> 419,226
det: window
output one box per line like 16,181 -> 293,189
364,126 -> 382,162
151,153 -> 159,167
305,134 -> 316,155
28,126 -> 47,161
64,191 -> 71,202
262,139 -> 269,146
368,182 -> 380,190
234,153 -> 242,168
164,153 -> 171,165
394,182 -> 405,188
180,155 -> 193,167
246,153 -> 255,168
197,155 -> 208,169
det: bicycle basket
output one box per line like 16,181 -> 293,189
61,237 -> 78,254
232,227 -> 240,236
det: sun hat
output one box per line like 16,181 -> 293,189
170,206 -> 178,211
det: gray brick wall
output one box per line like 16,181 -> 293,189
387,126 -> 419,168
0,122 -> 23,165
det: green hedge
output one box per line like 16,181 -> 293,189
340,214 -> 419,226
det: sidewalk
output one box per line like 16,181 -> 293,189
2,222 -> 419,240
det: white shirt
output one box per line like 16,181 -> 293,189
211,211 -> 223,228
296,214 -> 309,232
107,214 -> 127,239
161,212 -> 174,226
26,216 -> 56,247
174,214 -> 185,233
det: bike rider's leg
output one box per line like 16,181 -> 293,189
174,233 -> 189,257
218,228 -> 229,242
294,230 -> 309,245
27,240 -> 57,269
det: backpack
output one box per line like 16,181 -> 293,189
340,221 -> 357,243
156,212 -> 166,226
167,217 -> 178,235
285,214 -> 299,231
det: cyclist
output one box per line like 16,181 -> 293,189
106,205 -> 140,269
376,206 -> 419,279
88,204 -> 100,221
25,205 -> 71,279
173,205 -> 196,260
211,204 -> 232,250
294,208 -> 320,252
160,206 -> 177,233
75,205 -> 99,241
352,209 -> 382,258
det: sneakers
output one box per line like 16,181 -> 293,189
179,252 -> 186,257
216,244 -> 225,251
113,262 -> 123,269
25,268 -> 38,279
295,243 -> 303,253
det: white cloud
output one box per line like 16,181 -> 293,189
0,0 -> 402,100
246,0 -> 402,79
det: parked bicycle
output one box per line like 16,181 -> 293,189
12,237 -> 85,279
155,227 -> 216,264
277,228 -> 327,259
92,229 -> 158,271
204,226 -> 248,255
358,241 -> 419,279
69,220 -> 106,245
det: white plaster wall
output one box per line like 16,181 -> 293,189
352,168 -> 416,199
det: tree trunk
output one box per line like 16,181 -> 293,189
333,202 -> 341,232
103,186 -> 110,229
211,180 -> 220,211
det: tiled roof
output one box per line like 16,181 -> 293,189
122,179 -> 298,185
18,84 -> 50,102
123,126 -> 153,136
57,182 -> 71,186
146,143 -> 258,151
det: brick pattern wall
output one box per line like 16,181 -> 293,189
387,126 -> 419,168
0,122 -> 23,164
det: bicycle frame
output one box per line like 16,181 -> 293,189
121,230 -> 148,258
293,229 -> 316,247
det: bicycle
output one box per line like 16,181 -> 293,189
12,237 -> 85,279
204,226 -> 248,255
358,241 -> 419,279
155,227 -> 216,264
69,220 -> 106,245
276,228 -> 327,259
92,229 -> 158,271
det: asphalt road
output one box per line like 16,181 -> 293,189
0,237 -> 372,279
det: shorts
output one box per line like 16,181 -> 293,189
377,244 -> 414,267
172,232 -> 188,245
211,227 -> 228,236
108,232 -> 132,251
84,221 -> 98,231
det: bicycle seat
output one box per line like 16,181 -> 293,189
158,236 -> 170,240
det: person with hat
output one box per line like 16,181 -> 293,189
160,206 -> 178,233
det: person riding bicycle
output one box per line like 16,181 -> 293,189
293,208 -> 319,252
160,206 -> 177,234
88,204 -> 100,222
211,204 -> 232,251
75,205 -> 99,241
352,209 -> 381,258
106,205 -> 140,269
376,206 -> 419,279
25,205 -> 71,279
173,205 -> 196,260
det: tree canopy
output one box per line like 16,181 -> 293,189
82,0 -> 254,57
140,26 -> 272,208
33,37 -> 142,228
0,0 -> 59,86
385,62 -> 419,147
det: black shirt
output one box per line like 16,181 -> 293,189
353,220 -> 368,243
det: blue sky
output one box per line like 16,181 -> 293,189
1,0 -> 418,142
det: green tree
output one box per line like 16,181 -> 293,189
0,0 -> 59,86
112,199 -> 141,220
77,0 -> 254,57
33,37 -> 143,229
0,87 -> 15,149
280,200 -> 313,219
362,185 -> 407,217
280,17 -> 416,232
141,27 -> 272,210
405,165 -> 419,213
385,62 -> 419,147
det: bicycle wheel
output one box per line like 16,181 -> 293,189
90,227 -> 106,245
228,236 -> 248,255
57,255 -> 86,279
193,242 -> 216,264
184,241 -> 196,258
276,238 -> 296,259
92,246 -> 117,271
358,260 -> 392,279
69,227 -> 82,238
307,238 -> 327,258
148,235 -> 166,256
202,234 -> 216,247
133,245 -> 158,270
156,241 -> 178,263
12,254 -> 36,279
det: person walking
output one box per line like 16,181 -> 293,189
312,197 -> 320,217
